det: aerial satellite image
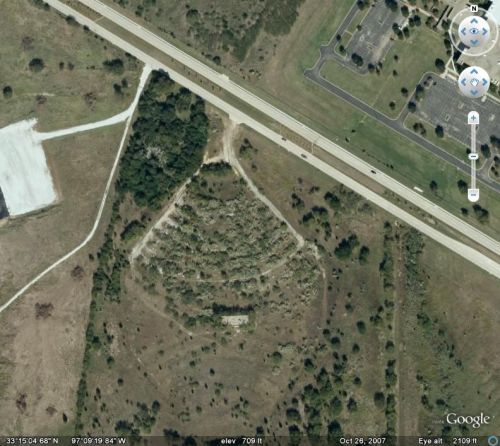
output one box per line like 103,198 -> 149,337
0,0 -> 499,444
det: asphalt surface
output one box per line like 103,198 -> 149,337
415,76 -> 500,157
40,0 -> 500,279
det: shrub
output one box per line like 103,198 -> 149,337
334,234 -> 359,259
457,179 -> 468,194
435,58 -> 446,73
2,86 -> 12,98
374,391 -> 385,409
359,246 -> 370,264
28,58 -> 45,72
356,320 -> 366,334
103,58 -> 124,75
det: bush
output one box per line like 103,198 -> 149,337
480,143 -> 491,158
304,357 -> 315,372
334,234 -> 359,259
2,86 -> 12,98
103,58 -> 125,75
28,58 -> 45,72
356,320 -> 366,334
286,408 -> 301,422
374,391 -> 385,409
324,191 -> 341,210
472,204 -> 489,223
328,420 -> 342,436
271,351 -> 282,364
351,52 -> 364,67
330,397 -> 342,416
358,245 -> 370,264
435,58 -> 446,73
457,179 -> 468,194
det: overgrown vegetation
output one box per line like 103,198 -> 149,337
75,70 -> 208,433
117,70 -> 208,209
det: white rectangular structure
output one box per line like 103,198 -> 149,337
0,119 -> 57,216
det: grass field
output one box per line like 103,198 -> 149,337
0,124 -> 127,435
248,0 -> 500,239
404,114 -> 469,161
79,163 -> 331,436
0,0 -> 141,132
236,127 -> 500,435
0,124 -> 125,306
321,26 -> 447,118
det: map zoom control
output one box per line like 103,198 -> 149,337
459,15 -> 490,48
458,66 -> 490,98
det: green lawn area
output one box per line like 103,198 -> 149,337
320,25 -> 448,118
0,0 -> 141,131
251,0 -> 500,239
404,114 -> 469,160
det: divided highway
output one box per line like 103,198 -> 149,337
44,0 -> 500,279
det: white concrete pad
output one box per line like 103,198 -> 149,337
0,119 -> 57,216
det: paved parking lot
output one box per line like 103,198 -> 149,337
416,76 -> 500,148
346,0 -> 403,65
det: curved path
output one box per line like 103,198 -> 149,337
36,108 -> 132,141
0,65 -> 152,315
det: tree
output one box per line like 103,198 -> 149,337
429,180 -> 438,192
480,143 -> 491,158
490,135 -> 500,149
286,408 -> 301,422
473,204 -> 489,223
401,5 -> 410,16
374,391 -> 385,409
457,179 -> 468,194
351,52 -> 364,67
2,86 -> 13,98
385,0 -> 398,11
28,58 -> 45,72
435,125 -> 444,138
328,420 -> 342,436
435,58 -> 446,73
415,84 -> 425,100
334,234 -> 359,259
408,101 -> 417,112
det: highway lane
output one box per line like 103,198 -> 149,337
71,0 -> 500,258
42,0 -> 500,277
